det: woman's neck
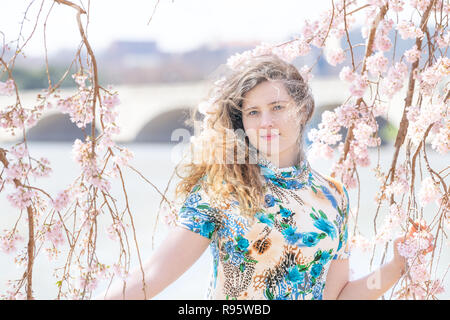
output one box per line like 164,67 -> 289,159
263,148 -> 302,168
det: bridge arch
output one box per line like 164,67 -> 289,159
26,113 -> 100,142
134,107 -> 194,143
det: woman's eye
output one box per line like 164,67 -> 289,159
273,105 -> 283,111
248,110 -> 258,116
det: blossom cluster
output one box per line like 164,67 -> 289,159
406,101 -> 447,148
395,221 -> 444,299
0,104 -> 45,132
0,79 -> 15,96
0,230 -> 24,255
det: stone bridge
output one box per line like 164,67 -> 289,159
0,79 -> 401,144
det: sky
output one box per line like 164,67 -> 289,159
0,0 -> 334,57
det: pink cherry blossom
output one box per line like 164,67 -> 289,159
349,72 -> 368,98
417,57 -> 449,96
334,103 -> 358,128
396,20 -> 424,40
382,62 -> 408,99
4,162 -> 27,182
331,157 -> 358,188
10,143 -> 28,159
404,44 -> 421,63
326,47 -> 346,66
0,231 -> 24,254
409,263 -> 430,283
226,50 -> 254,70
375,34 -> 392,52
385,178 -> 409,197
79,275 -> 98,291
406,103 -> 446,146
0,79 -> 15,96
379,18 -> 395,35
106,221 -> 123,241
435,32 -> 450,48
301,19 -> 319,39
31,157 -> 52,178
72,72 -> 89,88
307,141 -> 334,160
251,42 -> 273,57
339,66 -> 355,82
45,221 -> 65,247
52,189 -> 71,211
1,289 -> 27,300
366,52 -> 389,76
410,0 -> 431,12
430,122 -> 450,154
429,280 -> 445,296
273,39 -> 310,62
389,0 -> 405,12
418,177 -> 441,206
100,93 -> 120,125
409,284 -> 427,299
89,174 -> 111,193
350,141 -> 372,167
112,147 -> 134,167
372,101 -> 389,117
57,92 -> 94,129
6,186 -> 35,210
353,121 -> 376,144
272,41 -> 307,63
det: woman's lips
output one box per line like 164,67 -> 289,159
260,134 -> 279,141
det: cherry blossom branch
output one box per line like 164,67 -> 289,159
0,149 -> 36,299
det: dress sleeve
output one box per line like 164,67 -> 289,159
333,185 -> 350,260
175,180 -> 221,240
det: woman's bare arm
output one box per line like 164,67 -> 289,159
98,226 -> 211,300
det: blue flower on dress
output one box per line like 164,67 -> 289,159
264,194 -> 275,207
230,251 -> 245,265
313,218 -> 337,240
185,193 -> 201,206
310,263 -> 323,278
255,212 -> 274,227
223,240 -> 234,254
236,238 -> 249,251
285,180 -> 305,189
279,206 -> 292,218
200,221 -> 215,238
286,266 -> 305,284
319,251 -> 331,264
302,232 -> 321,247
312,282 -> 323,300
282,226 -> 302,245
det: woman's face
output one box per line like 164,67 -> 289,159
241,80 -> 302,165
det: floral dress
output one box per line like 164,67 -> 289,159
175,157 -> 350,300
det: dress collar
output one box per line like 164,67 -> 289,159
257,156 -> 311,188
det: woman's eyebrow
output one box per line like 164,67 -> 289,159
243,100 -> 290,110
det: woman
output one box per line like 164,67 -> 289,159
101,54 -> 412,300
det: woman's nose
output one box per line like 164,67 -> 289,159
260,111 -> 274,128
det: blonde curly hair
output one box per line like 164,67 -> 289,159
174,54 -> 315,218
